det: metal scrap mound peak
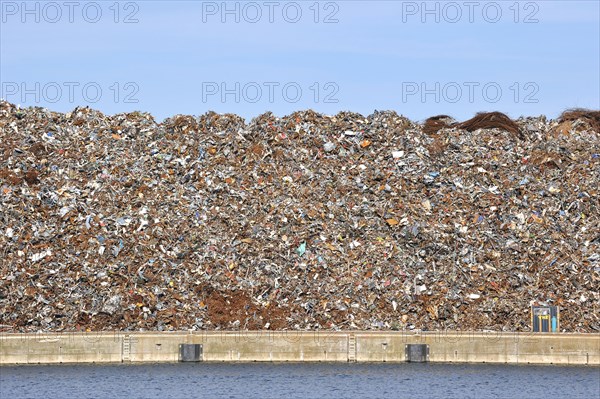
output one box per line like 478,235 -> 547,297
0,101 -> 599,333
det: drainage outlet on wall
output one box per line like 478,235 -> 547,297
179,344 -> 203,362
405,344 -> 430,363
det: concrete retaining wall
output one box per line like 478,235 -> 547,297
1,331 -> 598,365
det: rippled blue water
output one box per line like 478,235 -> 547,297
1,362 -> 598,399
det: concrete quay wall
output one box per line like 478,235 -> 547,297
1,331 -> 598,365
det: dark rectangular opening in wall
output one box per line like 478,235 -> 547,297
179,344 -> 203,362
405,344 -> 429,362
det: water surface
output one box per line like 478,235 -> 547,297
1,362 -> 598,399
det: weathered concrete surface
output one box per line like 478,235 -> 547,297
1,331 -> 598,365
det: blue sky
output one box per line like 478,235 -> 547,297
1,0 -> 599,121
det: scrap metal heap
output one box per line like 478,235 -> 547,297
1,101 -> 598,332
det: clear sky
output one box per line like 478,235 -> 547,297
1,0 -> 599,121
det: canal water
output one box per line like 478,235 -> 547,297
1,362 -> 598,399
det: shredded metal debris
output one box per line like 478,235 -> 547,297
1,101 -> 598,333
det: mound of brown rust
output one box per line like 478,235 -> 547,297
0,101 -> 598,333
552,109 -> 600,135
425,111 -> 523,139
